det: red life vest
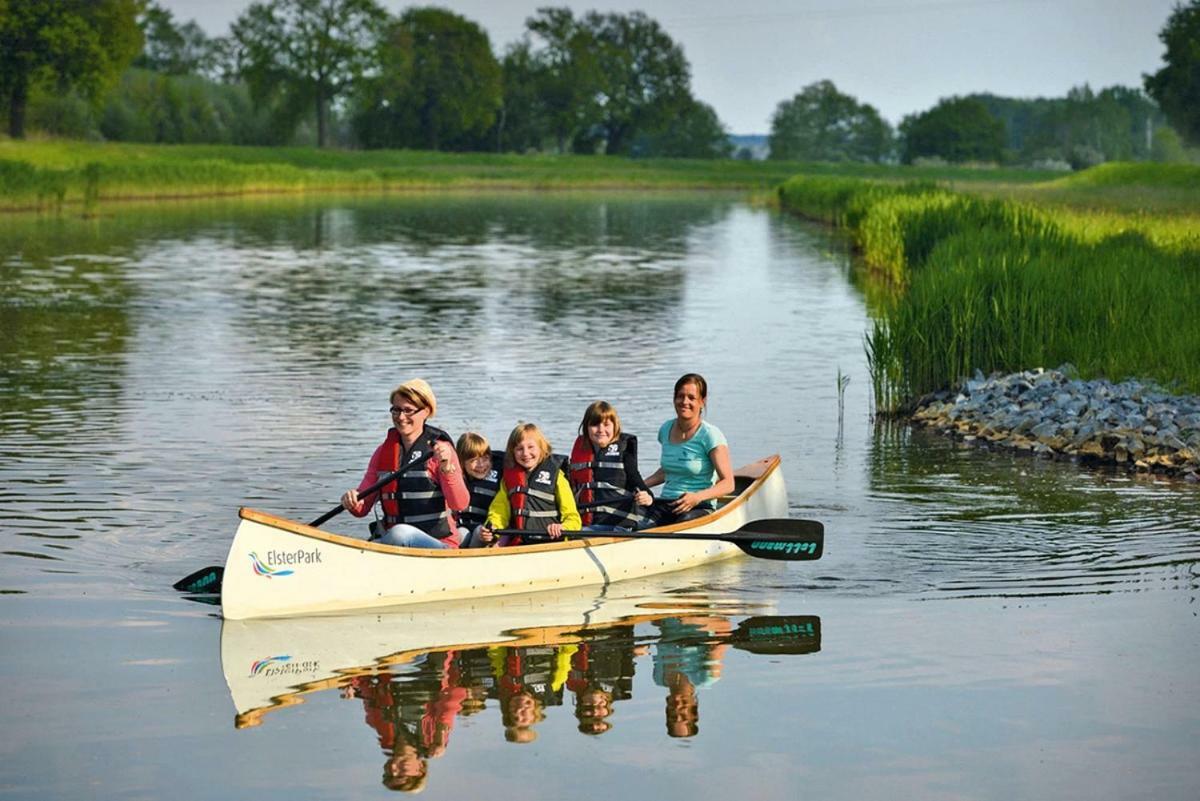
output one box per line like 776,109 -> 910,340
568,434 -> 644,529
502,457 -> 561,545
569,436 -> 597,525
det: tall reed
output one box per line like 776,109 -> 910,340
779,172 -> 1200,411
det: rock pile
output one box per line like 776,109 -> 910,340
911,366 -> 1200,481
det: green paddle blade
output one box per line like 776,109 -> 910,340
730,615 -> 821,655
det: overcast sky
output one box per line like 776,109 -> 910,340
159,0 -> 1178,134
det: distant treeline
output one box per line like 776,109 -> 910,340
6,0 -> 1198,167
768,81 -> 1189,168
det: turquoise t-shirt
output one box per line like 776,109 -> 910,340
657,419 -> 727,501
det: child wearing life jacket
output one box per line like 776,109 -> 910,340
456,432 -> 504,548
481,423 -> 581,546
568,401 -> 653,531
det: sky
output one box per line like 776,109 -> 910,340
159,0 -> 1180,134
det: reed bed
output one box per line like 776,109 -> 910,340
778,169 -> 1200,411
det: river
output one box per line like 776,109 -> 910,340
1,192 -> 1197,800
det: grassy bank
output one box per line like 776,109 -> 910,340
0,139 -> 1064,212
777,165 -> 1200,410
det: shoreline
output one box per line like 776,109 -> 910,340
0,181 -> 761,216
912,367 -> 1200,482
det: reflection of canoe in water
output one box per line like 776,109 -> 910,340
221,455 -> 788,620
220,570 -> 820,729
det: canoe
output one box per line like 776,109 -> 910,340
220,570 -> 820,729
220,454 -> 788,620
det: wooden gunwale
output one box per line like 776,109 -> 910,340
236,454 -> 781,556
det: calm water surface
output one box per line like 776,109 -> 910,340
1,193 -> 1198,801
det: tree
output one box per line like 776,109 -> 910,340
351,7 -> 501,150
0,0 -> 142,138
900,97 -> 1005,164
518,7 -> 603,153
634,97 -> 732,158
1144,0 -> 1200,146
230,0 -> 385,147
768,80 -> 892,162
575,10 -> 693,155
134,2 -> 223,78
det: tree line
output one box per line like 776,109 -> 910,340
763,1 -> 1198,166
769,80 -> 1188,168
3,0 -> 1197,165
2,0 -> 731,158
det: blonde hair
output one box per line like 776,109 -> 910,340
456,431 -> 491,462
505,423 -> 551,469
578,400 -> 622,440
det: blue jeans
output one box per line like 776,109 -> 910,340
375,523 -> 451,549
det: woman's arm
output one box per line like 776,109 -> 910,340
699,444 -> 735,502
431,440 -> 469,511
342,441 -> 387,516
668,444 -> 734,512
642,467 -> 665,489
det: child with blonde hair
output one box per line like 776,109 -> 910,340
481,423 -> 581,546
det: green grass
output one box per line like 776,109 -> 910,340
777,165 -> 1200,410
0,139 -> 1064,212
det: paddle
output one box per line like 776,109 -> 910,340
172,469 -> 404,593
496,518 -> 824,561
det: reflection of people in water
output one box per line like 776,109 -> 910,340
573,683 -> 615,735
490,644 -> 574,743
652,616 -> 732,739
564,628 -> 638,735
345,650 -> 467,792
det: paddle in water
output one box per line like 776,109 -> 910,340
172,468 -> 405,594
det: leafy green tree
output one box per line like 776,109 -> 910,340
0,0 -> 142,138
1144,0 -> 1200,146
494,40 -> 552,152
352,7 -> 501,150
508,8 -> 696,156
900,97 -> 1005,164
230,0 -> 386,147
519,7 -> 602,153
634,97 -> 732,158
971,86 -> 1164,165
575,10 -> 692,155
134,2 -> 223,77
768,80 -> 892,162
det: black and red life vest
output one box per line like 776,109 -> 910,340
377,424 -> 455,539
568,434 -> 643,529
502,456 -> 562,544
459,450 -> 503,530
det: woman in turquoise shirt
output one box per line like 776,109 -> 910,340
641,373 -> 735,527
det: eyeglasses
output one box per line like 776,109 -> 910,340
390,405 -> 423,417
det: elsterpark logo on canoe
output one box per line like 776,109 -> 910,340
249,548 -> 322,578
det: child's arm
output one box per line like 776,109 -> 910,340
482,480 -> 511,543
554,472 -> 582,532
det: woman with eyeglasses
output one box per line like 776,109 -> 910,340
340,379 -> 469,548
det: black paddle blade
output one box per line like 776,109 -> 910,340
172,565 -> 224,593
731,518 -> 824,560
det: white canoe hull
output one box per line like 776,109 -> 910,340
220,455 -> 787,620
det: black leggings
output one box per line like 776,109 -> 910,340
638,497 -> 715,529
